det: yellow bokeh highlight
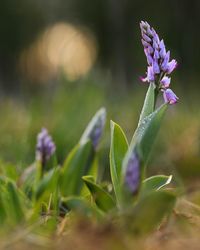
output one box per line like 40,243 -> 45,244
19,23 -> 97,82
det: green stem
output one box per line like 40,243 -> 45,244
33,160 -> 42,203
154,87 -> 159,110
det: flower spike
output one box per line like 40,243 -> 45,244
125,151 -> 140,194
140,21 -> 179,104
36,128 -> 56,167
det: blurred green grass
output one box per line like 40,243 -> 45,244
0,73 -> 199,181
0,73 -> 200,250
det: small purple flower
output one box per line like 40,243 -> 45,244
154,50 -> 160,60
161,51 -> 170,71
143,33 -> 151,43
153,39 -> 159,50
144,49 -> 153,65
166,59 -> 177,74
147,66 -> 155,82
125,151 -> 140,194
152,60 -> 160,74
140,21 -> 179,104
148,46 -> 154,55
159,40 -> 166,58
36,128 -> 56,167
163,89 -> 179,104
160,76 -> 171,88
141,39 -> 149,48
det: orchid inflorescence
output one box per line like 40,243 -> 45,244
125,151 -> 140,194
36,128 -> 56,167
124,21 -> 179,195
140,21 -> 179,104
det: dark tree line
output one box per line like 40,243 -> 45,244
0,0 -> 199,91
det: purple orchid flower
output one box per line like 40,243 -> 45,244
140,21 -> 178,104
36,128 -> 56,167
163,89 -> 179,104
160,76 -> 171,88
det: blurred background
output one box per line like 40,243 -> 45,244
0,0 -> 199,185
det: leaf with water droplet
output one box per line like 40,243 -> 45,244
122,104 -> 167,189
138,104 -> 167,163
138,82 -> 155,125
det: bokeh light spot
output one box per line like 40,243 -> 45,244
19,22 -> 97,82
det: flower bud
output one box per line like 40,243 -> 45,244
80,108 -> 106,150
160,76 -> 171,88
152,60 -> 160,74
166,59 -> 177,74
36,128 -> 56,167
159,40 -> 166,58
163,88 -> 179,104
125,152 -> 140,194
141,39 -> 150,48
147,66 -> 155,82
161,51 -> 170,71
142,33 -> 151,43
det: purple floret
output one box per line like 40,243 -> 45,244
163,89 -> 179,104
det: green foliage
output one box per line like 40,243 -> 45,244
110,121 -> 128,204
140,175 -> 172,197
138,83 -> 155,125
138,104 -> 167,163
124,190 -> 176,234
60,140 -> 94,197
82,175 -> 116,212
122,104 -> 167,202
62,196 -> 103,219
0,180 -> 25,225
60,107 -> 106,197
0,77 -> 180,241
35,167 -> 60,201
0,192 -> 6,223
80,107 -> 106,147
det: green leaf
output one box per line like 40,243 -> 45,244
60,140 -> 94,197
60,108 -> 106,197
133,104 -> 167,148
3,163 -> 18,181
80,107 -> 106,148
110,121 -> 128,203
140,175 -> 172,198
35,168 -> 59,201
61,196 -> 103,218
138,82 -> 155,125
138,104 -> 167,163
0,192 -> 6,224
82,175 -> 116,212
5,182 -> 24,224
20,164 -> 36,199
121,105 -> 167,206
124,104 -> 167,175
128,82 -> 155,153
124,190 -> 176,235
